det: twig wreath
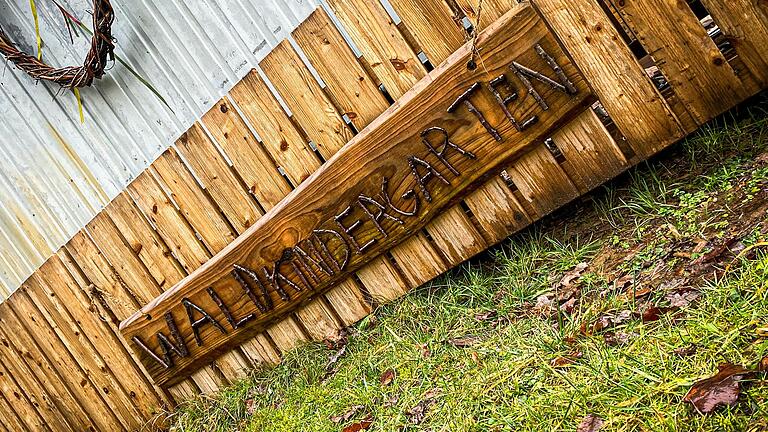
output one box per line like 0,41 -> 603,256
0,0 -> 114,88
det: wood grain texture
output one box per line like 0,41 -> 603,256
104,192 -> 186,291
555,109 -> 628,193
505,145 -> 580,217
292,8 -> 390,131
175,123 -> 264,233
229,71 -> 322,186
325,0 -> 425,98
128,171 -> 210,274
33,256 -> 163,423
463,178 -> 531,244
65,229 -> 146,320
201,98 -> 292,210
387,0 -> 467,63
122,4 -> 592,386
614,0 -> 748,124
0,334 -> 71,432
699,0 -> 768,88
533,0 -> 684,158
261,40 -> 354,160
5,293 -> 125,431
152,147 -> 237,254
0,357 -> 47,432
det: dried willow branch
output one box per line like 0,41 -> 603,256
0,0 -> 115,88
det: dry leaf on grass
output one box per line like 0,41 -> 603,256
576,414 -> 604,432
380,369 -> 395,386
341,416 -> 373,432
674,344 -> 698,357
406,397 -> 436,425
448,335 -> 480,348
683,363 -> 755,413
330,405 -> 365,424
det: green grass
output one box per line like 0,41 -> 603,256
168,96 -> 768,432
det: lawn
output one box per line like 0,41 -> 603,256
167,93 -> 768,432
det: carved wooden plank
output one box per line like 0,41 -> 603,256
699,0 -> 768,88
175,123 -> 264,232
201,98 -> 292,210
229,72 -> 322,186
329,0 -> 490,269
533,0 -> 685,158
127,170 -> 242,391
292,8 -> 390,131
391,0 -> 534,246
387,0 -> 467,63
261,40 -> 355,160
614,0 -> 748,124
121,3 -> 591,386
294,10 -> 432,308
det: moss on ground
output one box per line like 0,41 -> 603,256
167,94 -> 768,432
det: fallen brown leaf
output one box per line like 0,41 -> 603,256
576,414 -> 604,432
475,310 -> 498,321
665,290 -> 700,308
406,397 -> 436,425
683,363 -> 755,413
758,356 -> 768,373
448,335 -> 480,348
245,398 -> 256,416
330,405 -> 364,424
673,344 -> 698,357
341,416 -> 373,432
380,369 -> 395,386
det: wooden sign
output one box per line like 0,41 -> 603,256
120,3 -> 592,386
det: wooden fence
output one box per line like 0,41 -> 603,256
0,0 -> 766,429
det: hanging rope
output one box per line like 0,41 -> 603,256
467,0 -> 484,70
0,0 -> 115,88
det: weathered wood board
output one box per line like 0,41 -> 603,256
120,3 -> 593,386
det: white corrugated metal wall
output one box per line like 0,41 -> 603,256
0,0 -> 354,298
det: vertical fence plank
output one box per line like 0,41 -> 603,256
554,109 -> 628,193
229,72 -> 323,186
0,340 -> 69,431
325,0 -> 424,97
0,358 -> 47,432
41,255 -> 165,421
104,192 -> 187,290
261,41 -> 355,159
175,123 -> 264,232
4,293 -> 125,431
698,0 -> 768,88
0,384 -> 27,432
292,8 -> 390,131
614,0 -> 748,124
533,0 -> 685,158
387,0 -> 466,63
24,274 -> 141,430
201,98 -> 292,210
